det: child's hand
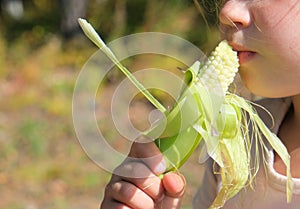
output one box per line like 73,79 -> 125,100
100,136 -> 186,209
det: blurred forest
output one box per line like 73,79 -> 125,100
0,0 -> 227,209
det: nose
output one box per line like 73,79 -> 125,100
219,0 -> 251,30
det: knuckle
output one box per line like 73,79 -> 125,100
115,161 -> 152,179
100,198 -> 128,209
111,181 -> 135,200
104,182 -> 115,197
129,161 -> 153,178
105,179 -> 156,209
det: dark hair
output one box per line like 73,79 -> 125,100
194,0 -> 223,25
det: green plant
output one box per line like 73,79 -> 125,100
78,18 -> 292,208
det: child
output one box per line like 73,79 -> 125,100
100,0 -> 300,208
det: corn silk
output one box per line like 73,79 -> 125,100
78,18 -> 293,209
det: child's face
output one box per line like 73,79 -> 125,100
219,0 -> 300,98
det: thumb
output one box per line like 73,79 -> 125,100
157,172 -> 186,209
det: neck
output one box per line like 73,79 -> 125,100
274,95 -> 300,178
275,95 -> 300,178
277,95 -> 300,153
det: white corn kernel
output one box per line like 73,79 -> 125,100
198,40 -> 239,94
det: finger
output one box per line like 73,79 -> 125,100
100,199 -> 131,209
162,172 -> 186,198
129,135 -> 166,174
155,172 -> 186,209
113,161 -> 163,200
106,181 -> 155,209
156,195 -> 182,209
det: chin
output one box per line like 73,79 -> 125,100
248,89 -> 292,99
243,83 -> 285,99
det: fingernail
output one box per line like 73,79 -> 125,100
154,159 -> 166,174
162,172 -> 185,196
174,174 -> 185,191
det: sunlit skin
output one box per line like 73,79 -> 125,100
101,1 -> 300,208
219,0 -> 300,178
220,0 -> 300,98
100,138 -> 185,209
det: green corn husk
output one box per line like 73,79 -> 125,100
78,18 -> 293,208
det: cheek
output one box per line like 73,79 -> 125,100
267,34 -> 300,75
240,1 -> 300,97
267,19 -> 300,62
237,65 -> 269,97
239,59 -> 300,97
238,73 -> 260,96
253,1 -> 300,57
238,55 -> 290,97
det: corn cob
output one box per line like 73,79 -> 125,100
153,40 -> 291,209
197,40 -> 239,94
155,40 -> 240,172
78,19 -> 293,208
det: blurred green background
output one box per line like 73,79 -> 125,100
0,0 -> 223,208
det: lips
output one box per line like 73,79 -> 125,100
229,42 -> 256,65
237,51 -> 256,64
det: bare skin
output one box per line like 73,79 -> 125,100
100,137 -> 186,209
220,0 -> 300,178
275,95 -> 300,178
101,1 -> 300,208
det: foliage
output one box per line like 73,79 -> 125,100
0,0 -> 221,208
